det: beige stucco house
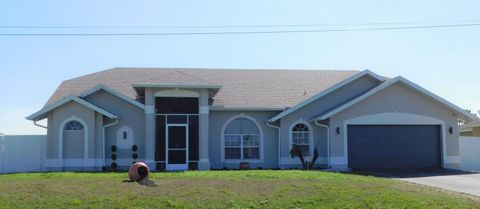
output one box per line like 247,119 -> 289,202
460,121 -> 480,137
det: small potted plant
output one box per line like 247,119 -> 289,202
239,162 -> 250,170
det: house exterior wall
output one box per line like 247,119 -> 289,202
329,83 -> 461,169
84,90 -> 145,167
94,113 -> 103,163
40,74 -> 465,171
279,75 -> 380,166
209,111 -> 279,169
47,102 -> 96,160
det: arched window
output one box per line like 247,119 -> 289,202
62,120 -> 86,159
223,116 -> 262,161
291,123 -> 310,157
64,120 -> 84,131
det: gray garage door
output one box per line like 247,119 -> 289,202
348,125 -> 441,169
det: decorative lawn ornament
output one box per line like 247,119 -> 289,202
131,145 -> 138,164
111,145 -> 118,171
128,162 -> 150,181
127,162 -> 156,187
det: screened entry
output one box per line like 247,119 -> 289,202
155,97 -> 199,170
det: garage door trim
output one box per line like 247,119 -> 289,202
343,113 -> 449,168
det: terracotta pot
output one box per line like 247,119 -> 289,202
128,162 -> 150,181
239,162 -> 250,170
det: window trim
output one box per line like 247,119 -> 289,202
220,114 -> 264,163
224,134 -> 261,160
64,120 -> 85,131
289,120 -> 314,157
58,116 -> 88,163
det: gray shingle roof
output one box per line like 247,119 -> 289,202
45,68 -> 360,109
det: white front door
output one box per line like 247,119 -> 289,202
166,124 -> 189,171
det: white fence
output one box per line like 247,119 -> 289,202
460,136 -> 480,171
0,135 -> 47,174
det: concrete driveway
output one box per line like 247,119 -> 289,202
358,169 -> 480,197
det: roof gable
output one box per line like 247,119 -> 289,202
26,96 -> 116,121
80,84 -> 145,109
268,70 -> 386,122
311,76 -> 475,121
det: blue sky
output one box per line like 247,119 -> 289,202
0,0 -> 479,134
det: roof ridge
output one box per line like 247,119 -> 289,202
110,67 -> 360,73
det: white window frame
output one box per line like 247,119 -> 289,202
289,120 -> 314,157
221,114 -> 264,163
58,115 -> 88,167
224,134 -> 261,161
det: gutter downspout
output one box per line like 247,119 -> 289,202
314,120 -> 330,168
266,121 -> 281,168
103,118 -> 118,167
33,120 -> 47,129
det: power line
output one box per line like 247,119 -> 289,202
0,23 -> 479,36
1,20 -> 480,29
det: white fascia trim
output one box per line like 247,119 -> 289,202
210,106 -> 285,111
313,76 -> 475,121
132,83 -> 222,89
26,96 -> 117,120
269,70 -> 385,122
80,84 -> 145,109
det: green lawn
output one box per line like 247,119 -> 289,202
0,170 -> 479,209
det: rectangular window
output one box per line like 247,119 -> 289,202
292,131 -> 309,157
224,135 -> 241,159
224,134 -> 260,160
225,148 -> 241,159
